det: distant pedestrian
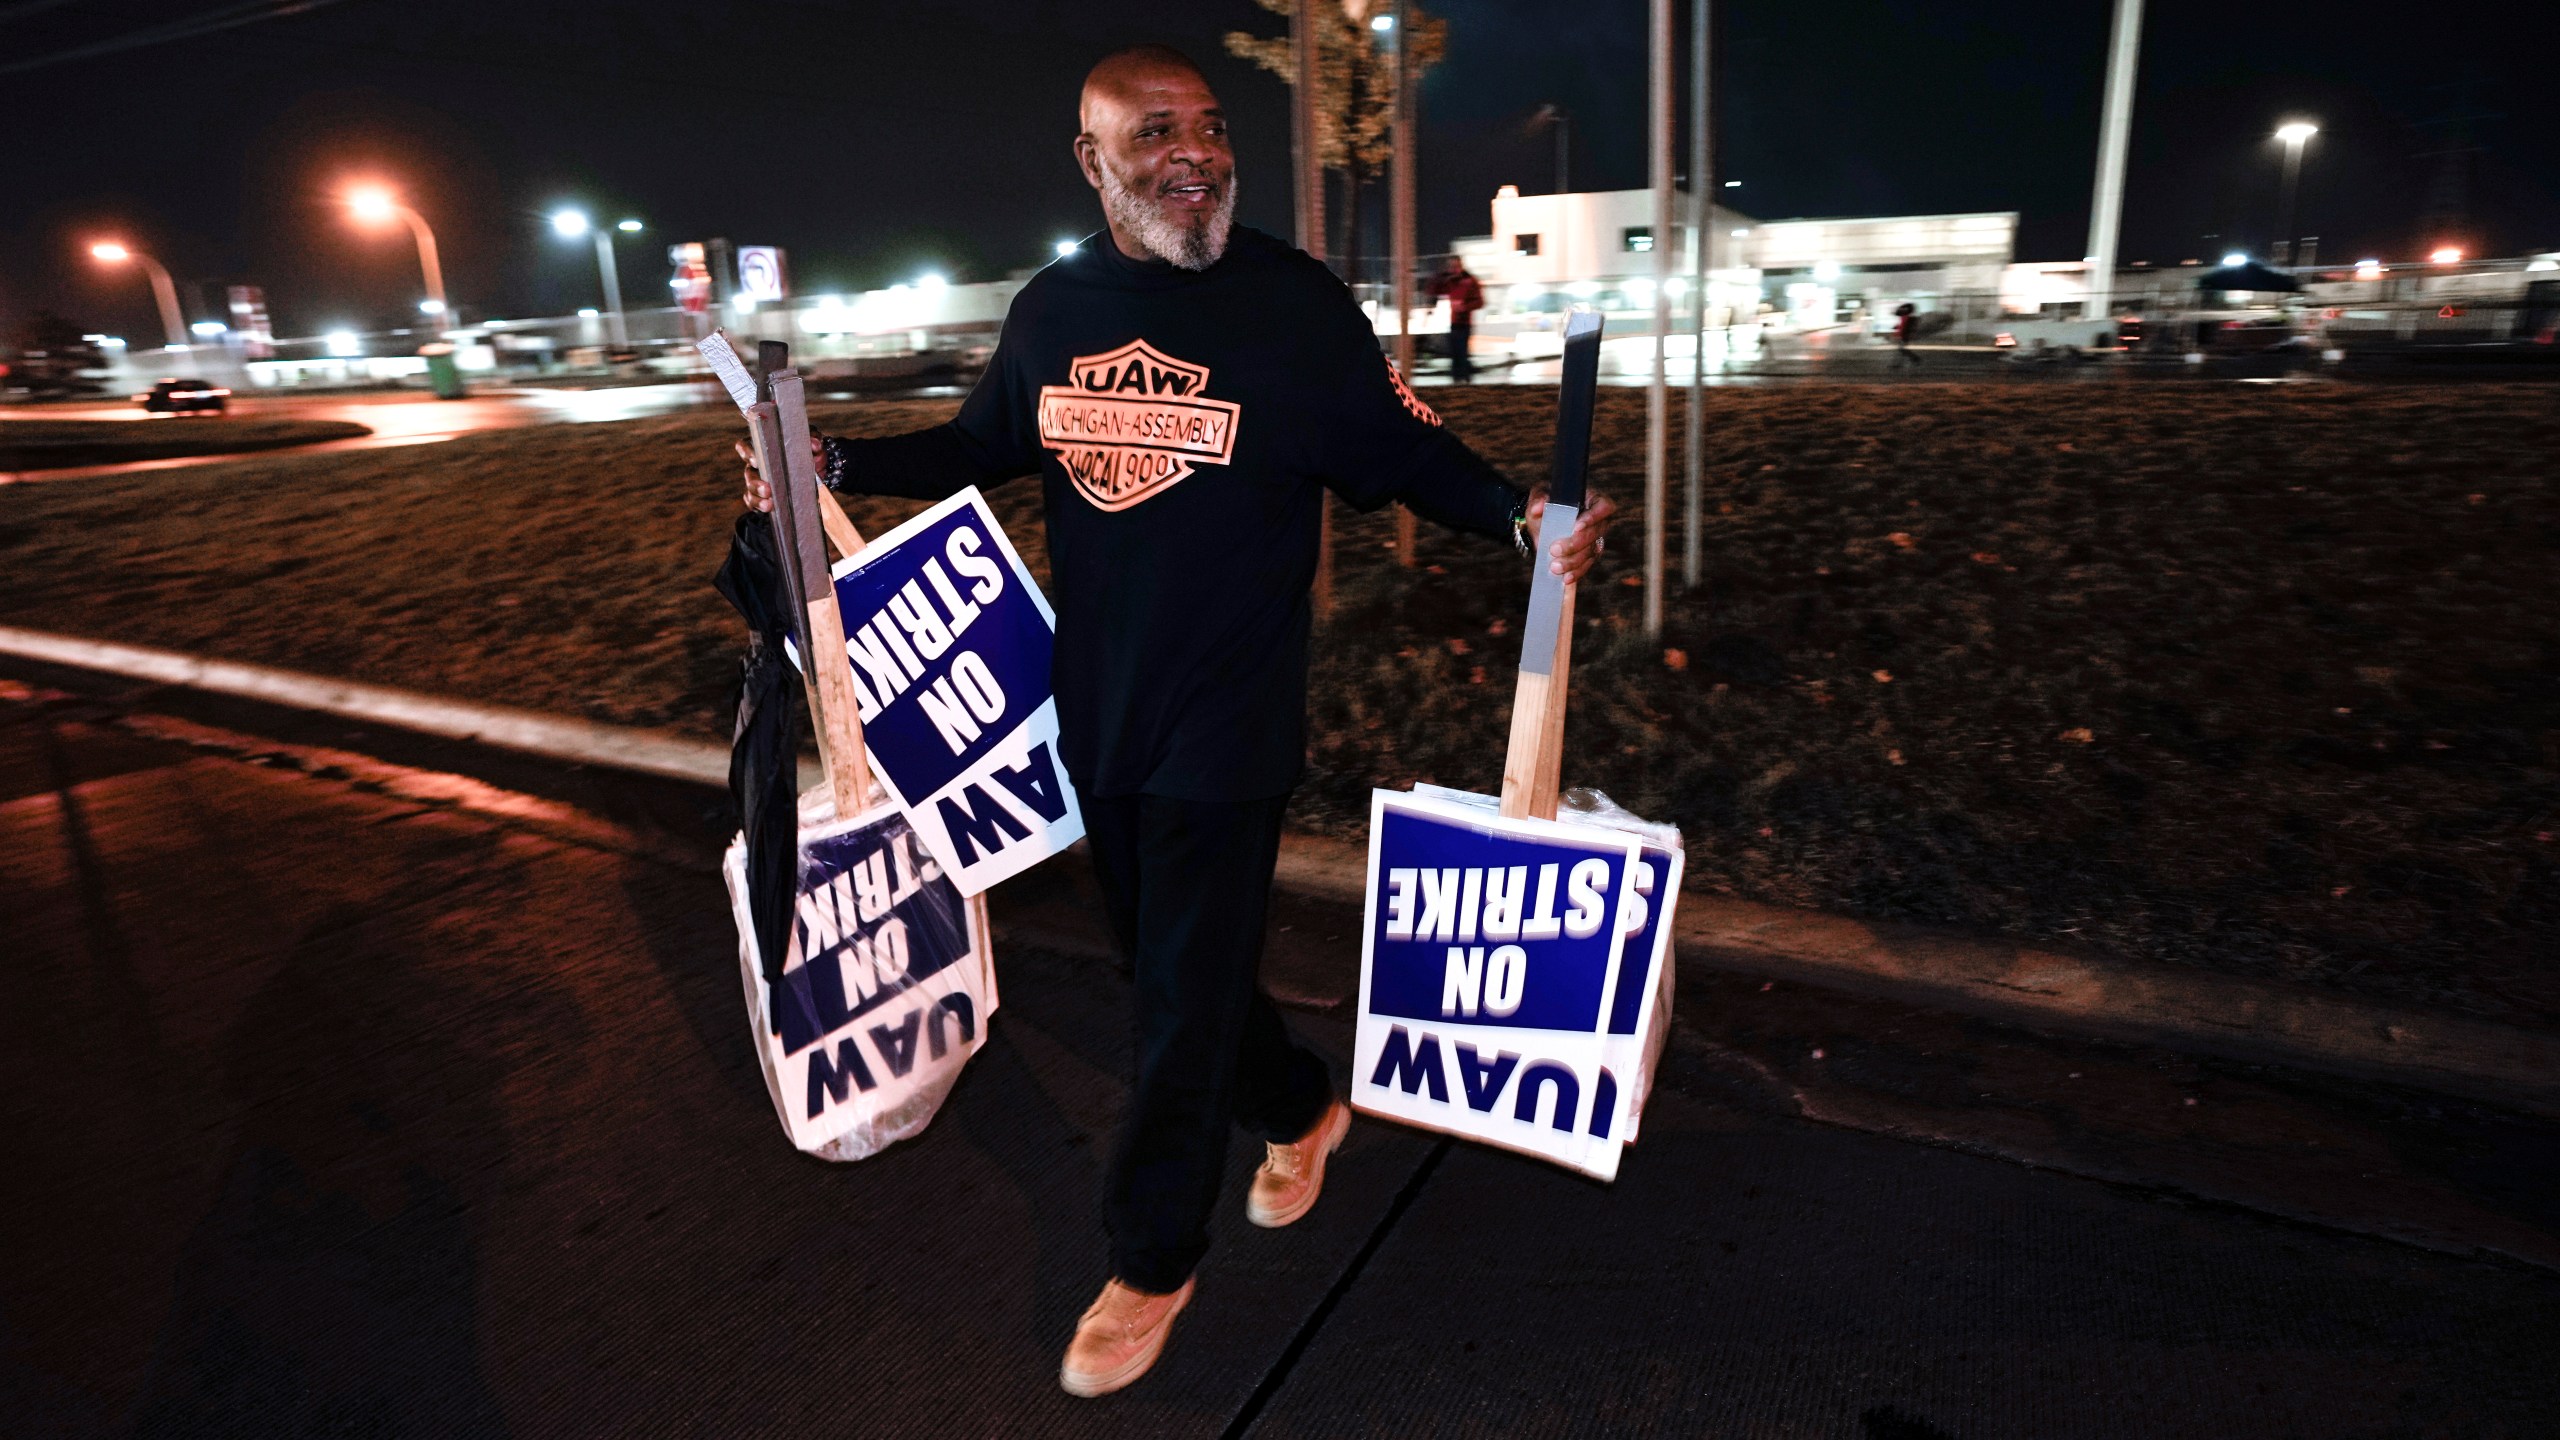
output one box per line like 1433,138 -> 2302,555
1893,302 -> 1923,367
1425,255 -> 1485,382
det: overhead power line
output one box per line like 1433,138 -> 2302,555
0,0 -> 364,75
0,0 -> 94,26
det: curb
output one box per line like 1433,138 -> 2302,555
9,624 -> 2555,1119
1273,829 -> 2560,1119
0,625 -> 766,789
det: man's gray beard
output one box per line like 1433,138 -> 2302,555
1102,167 -> 1236,271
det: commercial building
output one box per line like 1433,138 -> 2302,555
1450,185 -> 2018,336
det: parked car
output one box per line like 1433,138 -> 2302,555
136,377 -> 230,414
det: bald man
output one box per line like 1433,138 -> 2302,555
740,45 -> 1614,1396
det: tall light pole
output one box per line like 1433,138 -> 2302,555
2081,0 -> 2144,322
346,184 -> 449,325
2273,121 -> 2318,266
1683,0 -> 1711,589
1293,0 -> 1325,265
551,208 -> 633,347
1644,0 -> 1672,636
88,242 -> 188,350
1295,0 -> 1334,620
1530,104 -> 1571,194
1387,0 -> 1419,565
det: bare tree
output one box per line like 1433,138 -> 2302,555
1225,0 -> 1446,290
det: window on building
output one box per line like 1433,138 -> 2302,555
1623,227 -> 1655,253
1515,233 -> 1542,256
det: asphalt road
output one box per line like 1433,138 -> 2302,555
5,664 -> 2556,1438
0,384 -> 716,482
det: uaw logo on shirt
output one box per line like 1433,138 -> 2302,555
1036,340 -> 1242,512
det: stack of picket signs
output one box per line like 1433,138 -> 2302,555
1351,311 -> 1684,1181
705,335 -> 1081,1161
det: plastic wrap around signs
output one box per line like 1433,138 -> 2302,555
818,487 -> 1082,897
1353,787 -> 1683,1179
723,789 -> 998,1160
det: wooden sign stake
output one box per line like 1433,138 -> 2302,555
767,366 -> 872,822
1500,310 -> 1605,823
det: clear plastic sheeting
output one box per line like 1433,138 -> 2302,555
1354,785 -> 1685,1179
722,788 -> 997,1161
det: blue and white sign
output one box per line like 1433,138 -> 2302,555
1353,788 -> 1669,1181
1410,784 -> 1686,1145
724,797 -> 997,1158
824,487 -> 1083,895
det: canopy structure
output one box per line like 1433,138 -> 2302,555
2194,260 -> 2303,293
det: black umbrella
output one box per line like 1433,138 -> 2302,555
2194,261 -> 2303,293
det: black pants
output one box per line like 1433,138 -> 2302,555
1085,791 -> 1333,1293
1448,313 -> 1475,382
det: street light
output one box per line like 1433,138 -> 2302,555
345,183 -> 449,326
550,206 -> 629,347
2272,120 -> 2318,266
88,241 -> 190,350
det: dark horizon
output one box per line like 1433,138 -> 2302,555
7,0 -> 2557,344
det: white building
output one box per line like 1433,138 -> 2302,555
1451,185 -> 2017,332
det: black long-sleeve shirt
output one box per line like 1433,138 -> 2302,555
823,225 -> 1522,802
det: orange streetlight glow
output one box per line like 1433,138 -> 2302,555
86,238 -> 188,348
343,183 -> 449,321
2430,246 -> 2463,265
346,184 -> 400,226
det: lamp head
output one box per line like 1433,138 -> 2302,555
550,208 -> 591,238
2275,121 -> 2319,145
89,242 -> 131,263
347,186 -> 399,225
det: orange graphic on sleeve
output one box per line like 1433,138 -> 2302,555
1037,339 -> 1242,511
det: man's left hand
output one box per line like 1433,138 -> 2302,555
1525,486 -> 1619,584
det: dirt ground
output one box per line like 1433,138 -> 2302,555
0,383 -> 2551,1027
0,418 -> 370,470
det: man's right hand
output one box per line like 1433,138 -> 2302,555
736,434 -> 825,513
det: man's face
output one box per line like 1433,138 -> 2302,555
1076,62 -> 1236,270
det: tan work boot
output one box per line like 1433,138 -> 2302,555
1060,1276 -> 1195,1398
1247,1098 -> 1351,1229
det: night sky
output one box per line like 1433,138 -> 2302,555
7,0 -> 2558,344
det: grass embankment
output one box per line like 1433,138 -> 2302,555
0,385 -> 2551,1027
0,418 -> 373,471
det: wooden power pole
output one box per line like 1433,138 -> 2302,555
1391,0 -> 1419,567
1643,0 -> 1672,635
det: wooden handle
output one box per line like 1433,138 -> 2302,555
1498,310 -> 1604,823
816,486 -> 866,562
770,372 -> 873,821
1499,580 -> 1574,820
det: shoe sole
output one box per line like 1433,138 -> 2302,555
1060,1288 -> 1192,1399
1247,1103 -> 1350,1229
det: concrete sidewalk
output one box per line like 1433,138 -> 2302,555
6,674 -> 2556,1437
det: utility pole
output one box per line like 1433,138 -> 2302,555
2081,0 -> 2143,322
1644,0 -> 1672,635
1297,0 -> 1335,617
1683,0 -> 1710,589
1294,0 -> 1325,265
2273,122 -> 2317,266
1391,0 -> 1419,566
